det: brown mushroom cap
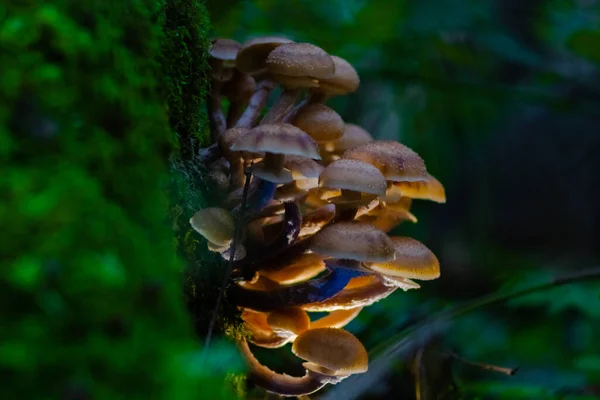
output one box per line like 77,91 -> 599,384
392,173 -> 446,203
284,155 -> 324,189
266,43 -> 335,85
210,38 -> 241,64
317,55 -> 360,96
219,127 -> 262,160
291,103 -> 344,142
189,208 -> 235,247
310,222 -> 396,262
319,159 -> 387,197
366,237 -> 440,280
323,123 -> 374,153
302,362 -> 347,377
231,123 -> 321,159
236,36 -> 294,75
292,328 -> 368,374
343,140 -> 427,182
259,253 -> 326,285
267,308 -> 311,336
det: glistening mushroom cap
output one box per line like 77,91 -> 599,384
323,123 -> 374,153
366,236 -> 440,280
392,173 -> 446,203
236,36 -> 294,75
291,103 -> 345,142
343,140 -> 428,182
231,123 -> 321,159
267,308 -> 311,336
189,208 -> 234,247
292,328 -> 368,374
266,43 -> 335,84
310,222 -> 396,262
317,55 -> 360,96
319,159 -> 387,197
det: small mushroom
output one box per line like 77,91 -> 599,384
259,253 -> 326,285
310,221 -> 396,263
290,103 -> 345,143
239,339 -> 347,396
322,123 -> 374,157
231,123 -> 320,184
219,127 -> 254,189
242,307 -> 310,348
343,140 -> 428,182
314,55 -> 360,98
319,159 -> 388,221
189,207 -> 235,248
365,237 -> 440,280
284,155 -> 324,190
391,173 -> 446,203
292,328 -> 368,375
209,39 -> 241,141
262,43 -> 335,124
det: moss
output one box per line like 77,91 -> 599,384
0,1 -> 241,398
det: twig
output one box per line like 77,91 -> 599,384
204,164 -> 253,351
447,351 -> 518,376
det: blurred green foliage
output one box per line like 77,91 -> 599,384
208,0 -> 600,399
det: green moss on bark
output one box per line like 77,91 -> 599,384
0,1 -> 240,398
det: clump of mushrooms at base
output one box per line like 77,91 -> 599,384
193,36 -> 447,397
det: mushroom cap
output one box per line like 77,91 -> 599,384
317,55 -> 360,96
267,308 -> 310,335
231,123 -> 321,159
366,237 -> 440,280
236,36 -> 294,75
274,183 -> 308,202
319,159 -> 387,196
392,173 -> 446,203
291,103 -> 344,142
292,328 -> 368,374
266,43 -> 335,81
343,140 -> 427,182
310,222 -> 396,262
323,123 -> 374,153
189,208 -> 235,247
219,127 -> 263,160
284,155 -> 324,180
298,204 -> 336,238
381,275 -> 421,291
210,38 -> 241,66
259,253 -> 326,285
302,362 -> 347,377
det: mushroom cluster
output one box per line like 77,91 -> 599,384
193,36 -> 446,397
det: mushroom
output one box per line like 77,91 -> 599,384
219,127 -> 254,189
365,237 -> 440,280
259,253 -> 326,285
242,307 -> 310,348
290,103 -> 345,143
284,155 -> 324,190
343,140 -> 428,183
319,159 -> 387,221
239,339 -> 348,397
391,173 -> 446,203
208,38 -> 241,141
322,123 -> 374,159
261,43 -> 335,124
310,221 -> 397,263
292,328 -> 368,376
231,123 -> 320,184
310,307 -> 364,329
189,207 -> 235,249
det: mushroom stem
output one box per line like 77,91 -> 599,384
263,153 -> 285,174
208,80 -> 227,143
333,189 -> 361,222
199,143 -> 222,165
235,79 -> 277,128
239,340 -> 342,396
229,267 -> 363,311
302,274 -> 397,312
229,155 -> 246,189
261,88 -> 301,124
282,91 -> 328,123
227,101 -> 247,128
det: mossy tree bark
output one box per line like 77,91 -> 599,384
1,1 -> 236,398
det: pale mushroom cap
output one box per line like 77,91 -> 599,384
189,208 -> 234,247
266,43 -> 335,80
367,236 -> 440,280
343,140 -> 427,182
324,123 -> 374,153
310,222 -> 396,262
231,123 -> 321,159
267,308 -> 310,336
319,159 -> 387,196
284,155 -> 324,180
317,55 -> 360,95
236,36 -> 294,75
210,38 -> 241,64
393,173 -> 446,203
292,328 -> 368,374
291,103 -> 344,142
